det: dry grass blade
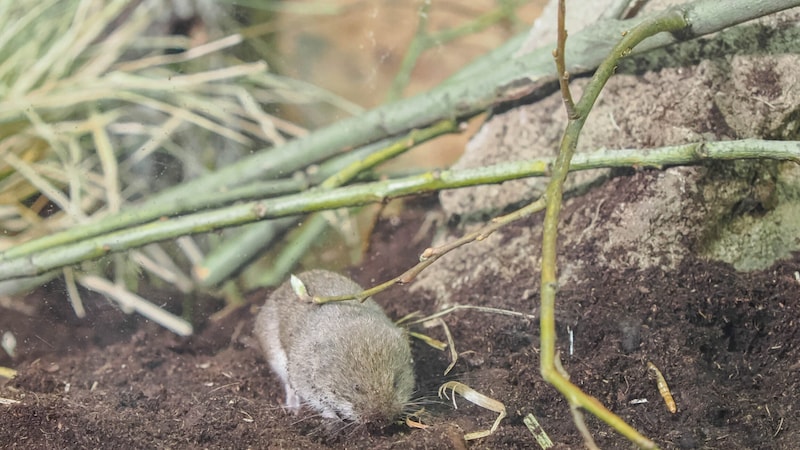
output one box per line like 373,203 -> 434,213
405,416 -> 430,430
62,266 -> 86,318
0,0 -> 348,332
1,2 -> 240,243
407,331 -> 448,351
0,0 -> 330,250
438,381 -> 507,440
436,318 -> 458,375
78,275 -> 193,336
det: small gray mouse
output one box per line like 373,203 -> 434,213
254,269 -> 415,424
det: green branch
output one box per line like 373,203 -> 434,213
2,120 -> 456,261
1,139 -> 797,281
194,119 -> 460,288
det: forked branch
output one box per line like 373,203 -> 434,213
538,2 -> 688,448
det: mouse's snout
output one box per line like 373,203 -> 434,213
350,386 -> 408,425
335,331 -> 415,424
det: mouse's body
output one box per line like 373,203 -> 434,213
255,270 -> 415,424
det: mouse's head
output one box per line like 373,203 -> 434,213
337,318 -> 415,424
290,308 -> 415,424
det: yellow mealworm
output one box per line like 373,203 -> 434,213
647,361 -> 677,414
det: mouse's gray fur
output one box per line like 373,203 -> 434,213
255,270 -> 415,423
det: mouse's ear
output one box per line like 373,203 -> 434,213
290,274 -> 311,302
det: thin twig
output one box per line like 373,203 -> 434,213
313,197 -> 546,304
554,352 -> 599,450
113,34 -> 244,72
553,0 -> 576,118
407,304 -> 537,325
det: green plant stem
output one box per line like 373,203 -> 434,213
194,119 -> 459,287
193,217 -> 298,287
2,178 -> 304,260
2,133 -> 407,260
0,270 -> 59,296
319,119 -> 459,189
248,213 -> 329,288
256,121 -> 460,286
386,1 -> 521,101
539,6 -> 689,450
1,139 -> 798,282
385,0 -> 431,103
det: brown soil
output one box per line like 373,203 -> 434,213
1,193 -> 798,449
